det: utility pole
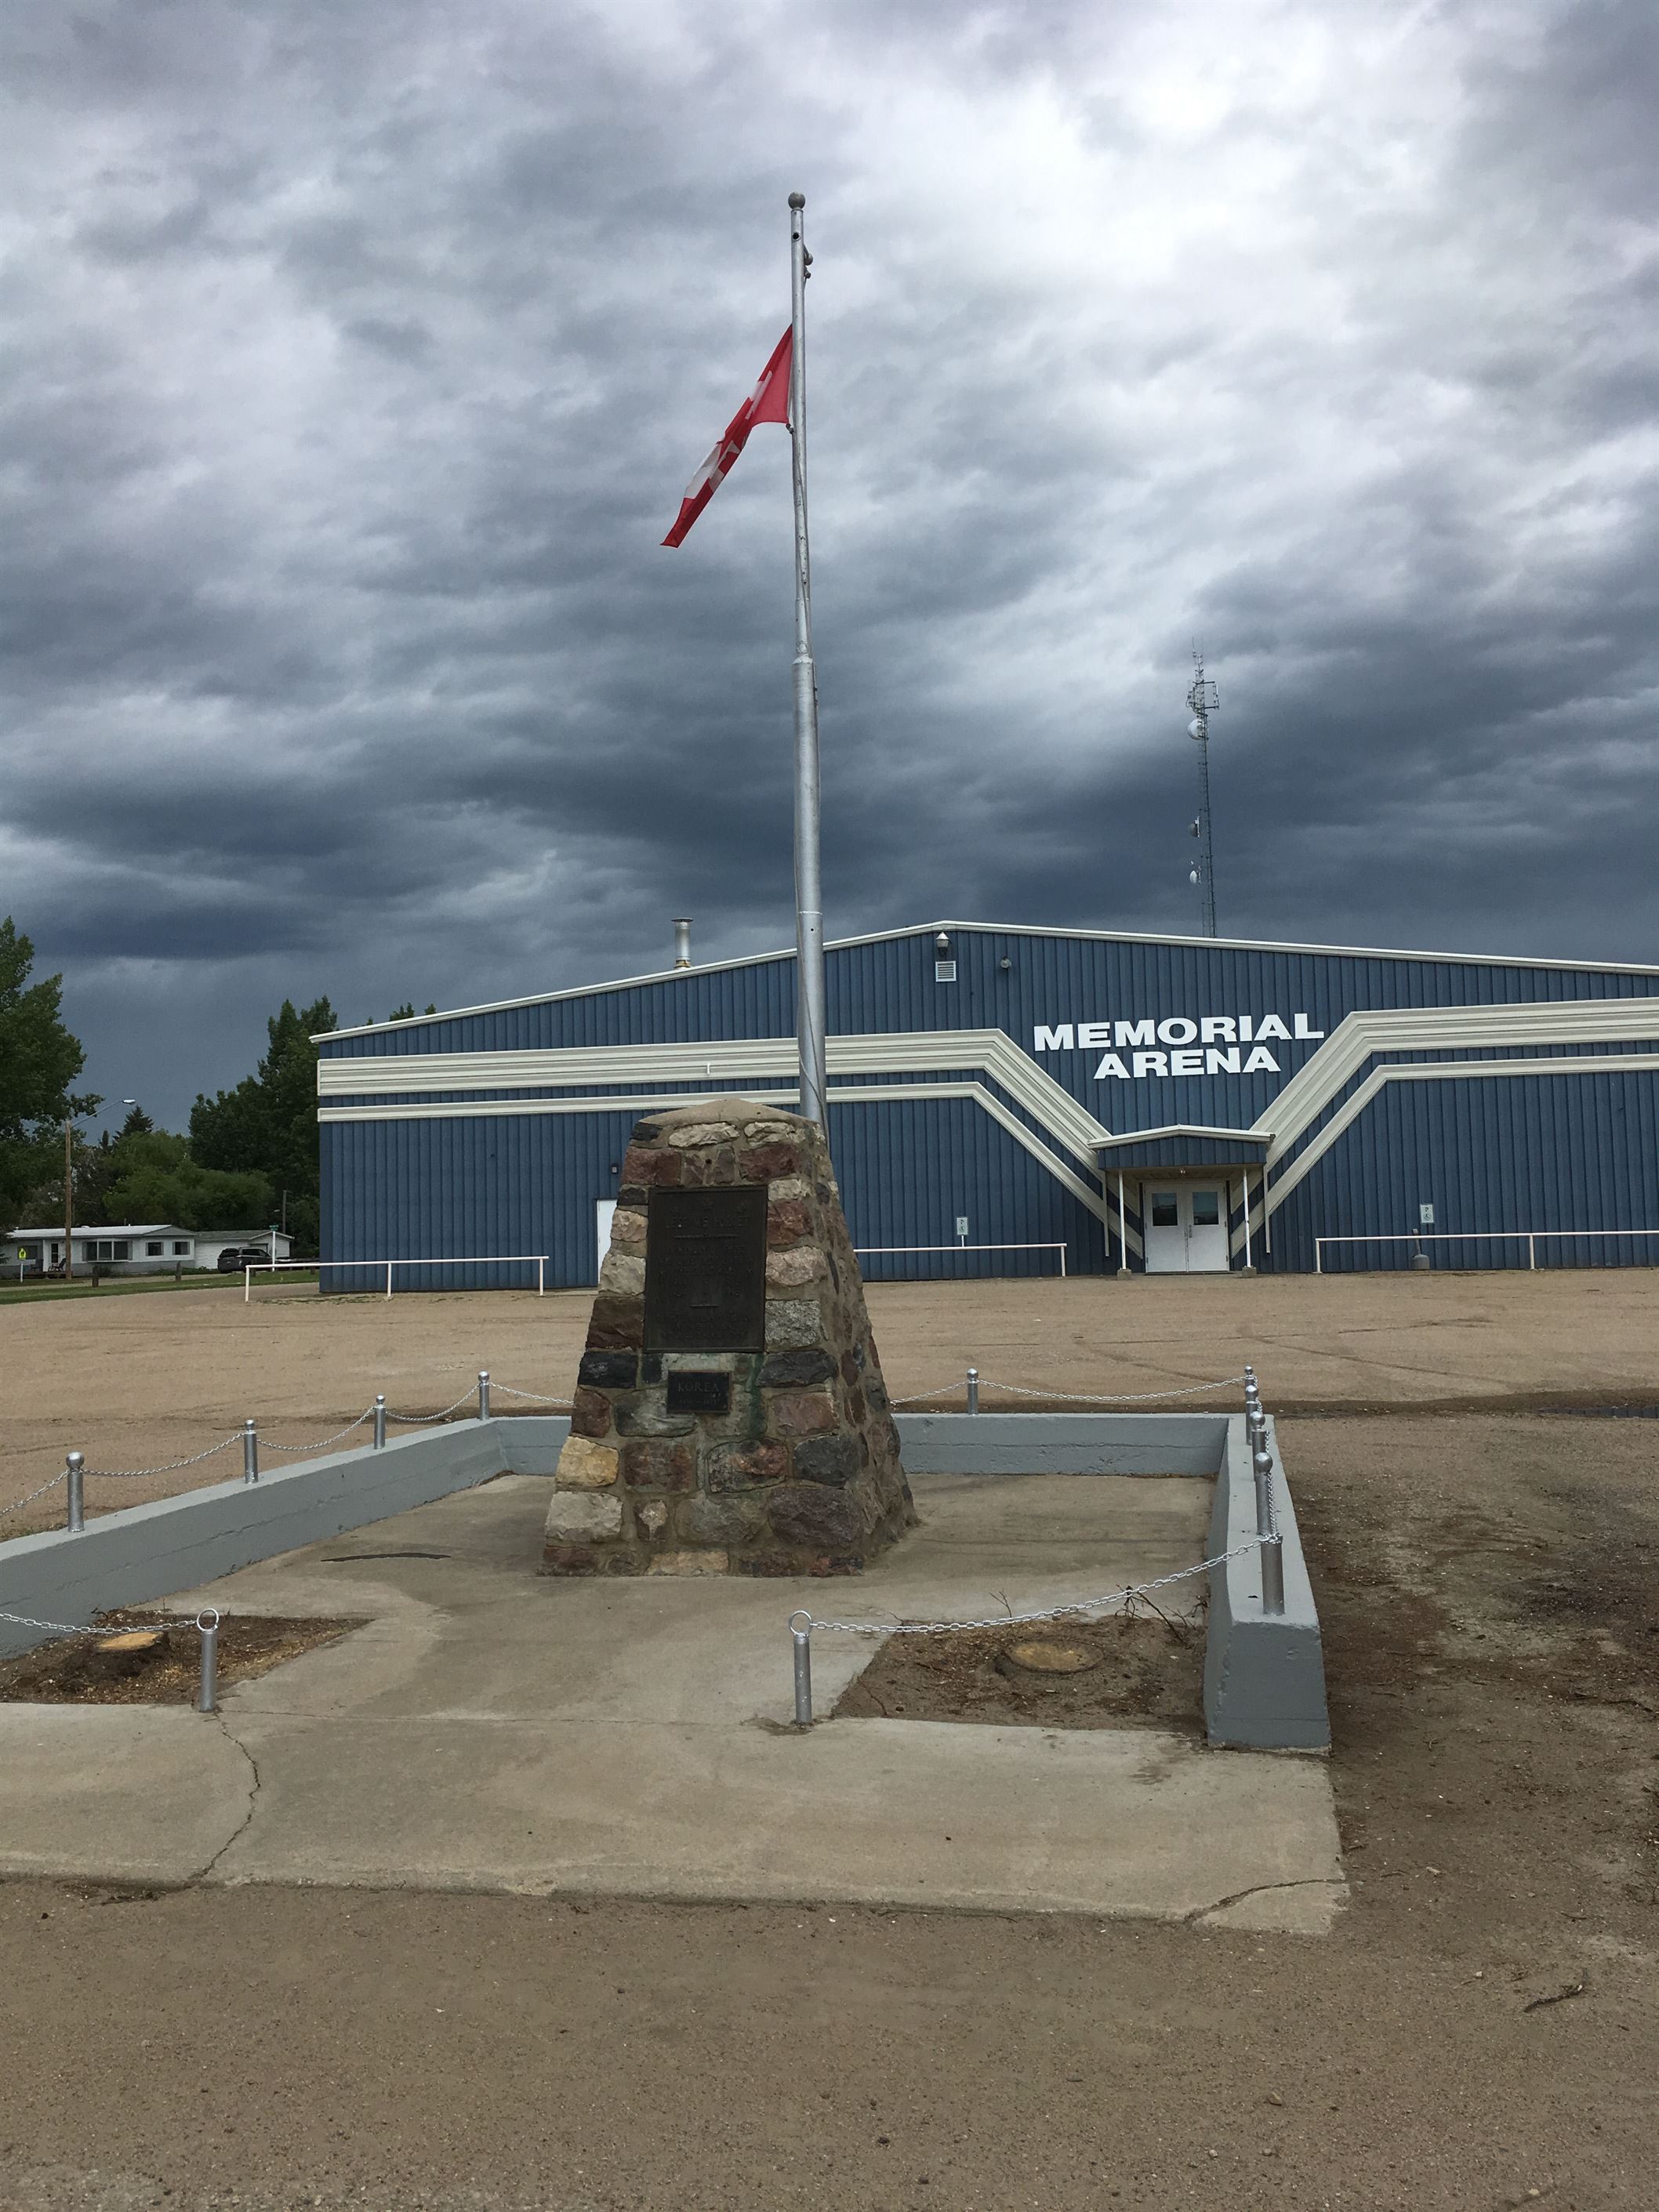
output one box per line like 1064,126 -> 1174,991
62,1119 -> 74,1282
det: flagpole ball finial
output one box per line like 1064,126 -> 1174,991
789,190 -> 805,209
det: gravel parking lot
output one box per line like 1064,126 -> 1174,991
2,1269 -> 1657,2207
4,1267 -> 1657,1532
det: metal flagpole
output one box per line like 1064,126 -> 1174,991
787,190 -> 827,1127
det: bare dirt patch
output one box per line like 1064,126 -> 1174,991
0,1613 -> 365,1705
833,1608 -> 1204,1731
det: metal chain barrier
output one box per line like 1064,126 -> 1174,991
261,1407 -> 377,1454
82,1434 -> 243,1479
798,1539 -> 1258,1641
1,1373 -> 568,1521
971,1373 -> 1248,1403
382,1387 -> 477,1424
0,1600 -> 188,1637
0,1604 -> 224,1712
888,1372 -> 1247,1406
0,1471 -> 68,1519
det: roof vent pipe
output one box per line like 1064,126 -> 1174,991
673,919 -> 692,970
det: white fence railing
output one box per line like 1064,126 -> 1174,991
853,1242 -> 1067,1278
246,1255 -> 550,1301
1313,1228 -> 1659,1274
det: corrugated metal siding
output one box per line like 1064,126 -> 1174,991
321,1108 -> 641,1291
318,925 -> 1659,1141
1272,1068 -> 1659,1271
321,1093 -> 1106,1289
317,926 -> 1659,1281
826,1094 -> 1104,1281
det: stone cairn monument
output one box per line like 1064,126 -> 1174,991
544,1099 -> 914,1576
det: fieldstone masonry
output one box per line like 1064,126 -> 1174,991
543,1098 -> 915,1576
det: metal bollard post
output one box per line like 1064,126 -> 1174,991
790,1610 -> 813,1726
196,1610 -> 220,1713
477,1370 -> 491,1420
966,1365 -> 979,1416
373,1394 -> 387,1449
1252,1443 -> 1284,1616
242,1418 -> 259,1484
65,1451 -> 85,1533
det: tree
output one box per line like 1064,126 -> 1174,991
190,997 -> 336,1254
0,918 -> 99,1227
99,1131 -> 274,1231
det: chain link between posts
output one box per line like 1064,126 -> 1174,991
381,1387 -> 479,1424
0,1376 -> 575,1519
4,1369 -> 1248,1516
888,1373 -> 1248,1406
261,1408 -> 376,1454
82,1435 -> 244,1479
0,1601 -> 216,1639
0,1471 -> 69,1520
797,1537 -> 1265,1639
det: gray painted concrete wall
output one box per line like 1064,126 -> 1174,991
0,1423 -> 509,1659
3,1409 -> 1330,1757
895,1411 -> 1227,1476
1203,1415 -> 1330,1751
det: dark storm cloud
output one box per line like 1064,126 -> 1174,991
0,0 -> 1654,1126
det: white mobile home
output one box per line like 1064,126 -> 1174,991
8,1226 -> 292,1277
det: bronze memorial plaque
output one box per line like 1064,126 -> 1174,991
665,1370 -> 732,1414
644,1186 -> 768,1351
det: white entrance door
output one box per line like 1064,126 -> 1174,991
594,1198 -> 617,1283
1142,1184 -> 1230,1274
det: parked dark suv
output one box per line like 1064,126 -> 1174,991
216,1246 -> 275,1273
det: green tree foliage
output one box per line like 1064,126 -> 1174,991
96,1130 -> 273,1231
190,997 -> 336,1254
0,918 -> 99,1226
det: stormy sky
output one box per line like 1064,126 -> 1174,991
2,0 -> 1654,1130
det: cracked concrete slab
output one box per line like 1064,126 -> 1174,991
0,1706 -> 254,1883
201,1710 -> 1342,1922
0,1474 -> 1345,1929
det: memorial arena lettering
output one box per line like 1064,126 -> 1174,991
1031,1013 -> 1325,1081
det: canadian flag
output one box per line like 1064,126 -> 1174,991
662,328 -> 793,547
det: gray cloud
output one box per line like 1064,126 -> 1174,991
0,0 -> 1654,1128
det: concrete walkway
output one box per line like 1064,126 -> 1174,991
0,1474 -> 1343,1931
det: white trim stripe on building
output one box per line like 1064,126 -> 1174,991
318,1002 -> 1659,1257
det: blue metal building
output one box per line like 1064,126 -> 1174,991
314,922 -> 1659,1284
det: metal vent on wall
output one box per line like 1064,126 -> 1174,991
935,960 -> 957,983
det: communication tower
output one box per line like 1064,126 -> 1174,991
1185,647 -> 1220,937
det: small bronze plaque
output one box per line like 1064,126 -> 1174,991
666,1370 -> 732,1415
644,1187 -> 768,1351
